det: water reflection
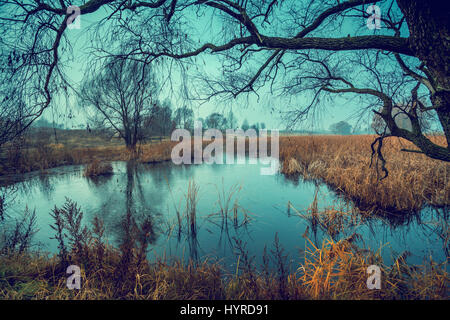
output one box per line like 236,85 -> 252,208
96,162 -> 162,253
0,161 -> 448,269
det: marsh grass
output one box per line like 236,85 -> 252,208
185,180 -> 200,236
208,180 -> 253,228
0,135 -> 175,175
294,195 -> 363,240
1,237 -> 447,300
216,180 -> 241,220
0,134 -> 448,299
299,236 -> 448,299
0,198 -> 447,300
279,135 -> 449,211
4,134 -> 446,213
164,179 -> 200,237
83,160 -> 113,177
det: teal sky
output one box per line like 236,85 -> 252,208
40,1 -> 401,132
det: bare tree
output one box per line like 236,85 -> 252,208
205,112 -> 227,130
1,0 -> 449,164
0,96 -> 27,147
174,106 -> 194,131
116,0 -> 449,163
0,0 -> 174,147
79,57 -> 158,150
142,99 -> 176,137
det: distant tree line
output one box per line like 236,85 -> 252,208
329,121 -> 352,135
77,56 -> 279,149
240,119 -> 266,134
31,118 -> 65,130
78,57 -> 247,149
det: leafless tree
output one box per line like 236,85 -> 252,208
116,0 -> 449,163
0,0 -> 174,148
142,99 -> 176,137
173,106 -> 194,130
79,57 -> 158,150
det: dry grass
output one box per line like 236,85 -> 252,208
299,236 -> 448,299
0,197 -> 447,300
185,180 -> 200,236
137,141 -> 178,163
83,160 -> 113,177
0,141 -> 175,174
279,135 -> 450,211
0,236 -> 447,300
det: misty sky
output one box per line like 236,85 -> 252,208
39,2 -> 395,132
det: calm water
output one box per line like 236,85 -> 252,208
1,160 -> 448,270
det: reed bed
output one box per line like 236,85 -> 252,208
279,135 -> 449,211
206,180 -> 253,227
299,236 -> 448,299
0,234 -> 447,300
83,160 -> 113,177
293,190 -> 358,239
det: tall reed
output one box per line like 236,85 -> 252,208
185,180 -> 200,236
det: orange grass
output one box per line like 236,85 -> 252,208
279,135 -> 449,211
298,236 -> 448,299
0,236 -> 447,300
0,197 -> 447,300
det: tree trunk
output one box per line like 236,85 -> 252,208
124,129 -> 137,152
397,0 -> 450,154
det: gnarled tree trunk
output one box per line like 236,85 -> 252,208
397,0 -> 450,160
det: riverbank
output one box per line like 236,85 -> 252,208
1,134 -> 448,212
279,135 -> 449,211
0,140 -> 176,175
0,149 -> 448,300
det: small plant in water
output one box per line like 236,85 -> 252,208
84,159 -> 113,177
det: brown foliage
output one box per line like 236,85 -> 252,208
279,135 -> 449,211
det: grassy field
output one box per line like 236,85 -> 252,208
0,129 -> 176,174
279,135 -> 449,212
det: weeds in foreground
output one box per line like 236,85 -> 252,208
299,236 -> 448,299
0,198 -> 447,300
0,207 -> 37,255
49,198 -> 90,266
